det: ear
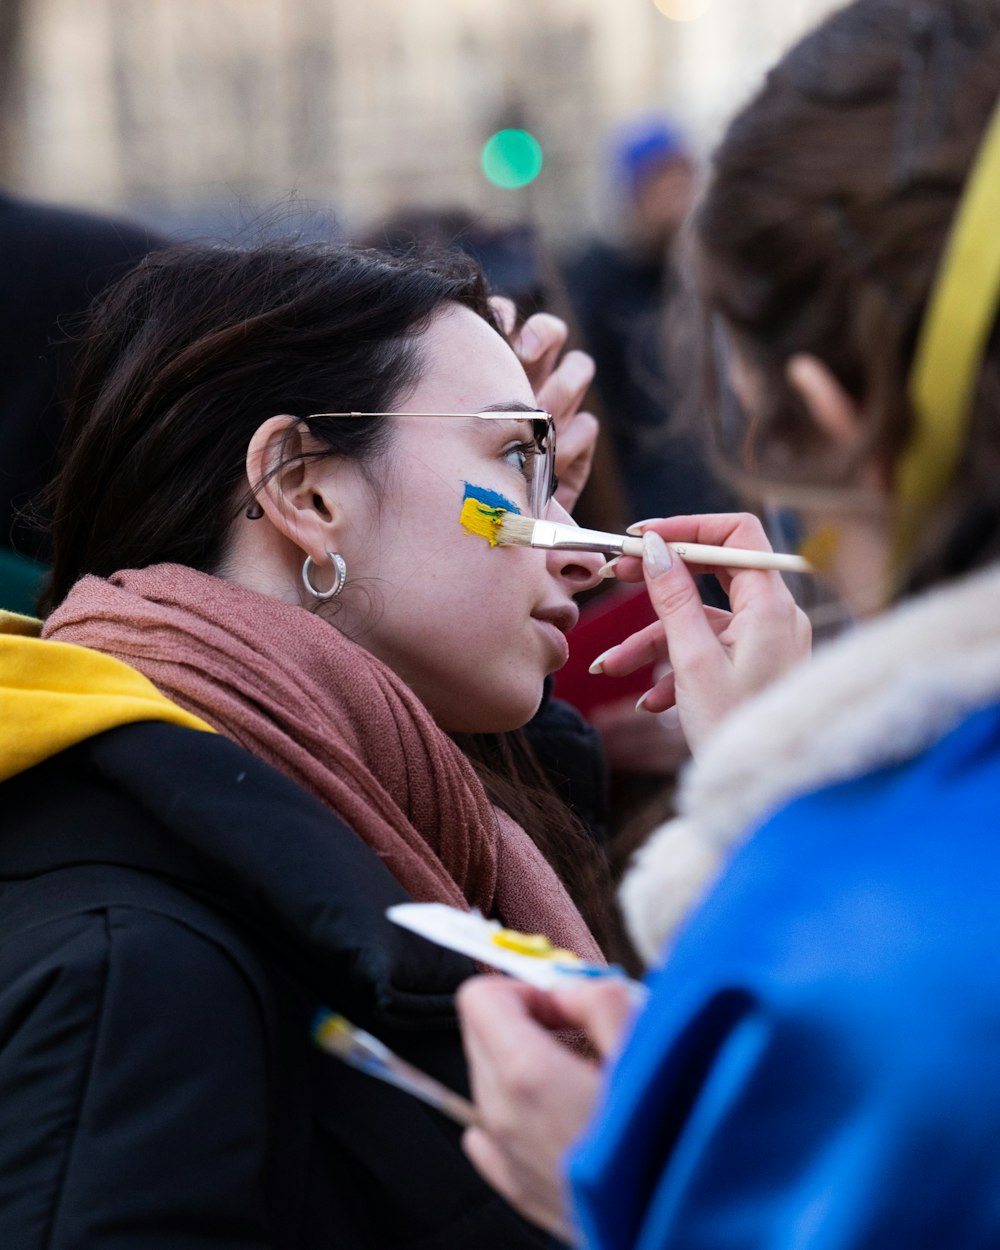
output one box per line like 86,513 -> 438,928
245,416 -> 344,561
785,354 -> 864,449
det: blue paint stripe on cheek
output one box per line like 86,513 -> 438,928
462,482 -> 521,514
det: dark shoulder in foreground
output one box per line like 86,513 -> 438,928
0,891 -> 275,1249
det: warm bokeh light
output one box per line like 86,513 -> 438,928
652,0 -> 714,21
480,129 -> 544,189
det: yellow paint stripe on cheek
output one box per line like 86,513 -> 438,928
459,496 -> 508,546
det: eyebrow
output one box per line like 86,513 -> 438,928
477,402 -> 542,414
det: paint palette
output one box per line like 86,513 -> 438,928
387,902 -> 647,1001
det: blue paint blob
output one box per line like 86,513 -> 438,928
462,482 -> 521,514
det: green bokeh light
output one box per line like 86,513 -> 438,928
481,129 -> 543,189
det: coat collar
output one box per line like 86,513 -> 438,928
620,561 -> 1000,965
0,720 -> 473,1024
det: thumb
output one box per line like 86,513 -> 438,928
642,531 -> 723,671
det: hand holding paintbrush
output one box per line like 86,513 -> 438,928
457,497 -> 814,752
565,512 -> 815,753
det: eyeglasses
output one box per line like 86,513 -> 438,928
303,409 -> 558,517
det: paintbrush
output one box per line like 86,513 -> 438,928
311,1009 -> 479,1127
494,515 -> 813,574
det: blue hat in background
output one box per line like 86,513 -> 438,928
614,118 -> 689,196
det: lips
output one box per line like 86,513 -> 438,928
533,617 -> 570,668
531,605 -> 577,670
531,604 -> 579,636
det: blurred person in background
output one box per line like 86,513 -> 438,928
559,121 -> 733,845
458,1 -> 1000,1247
562,117 -> 732,531
363,207 -> 550,323
0,191 -> 166,611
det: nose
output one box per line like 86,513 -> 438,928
544,498 -> 605,593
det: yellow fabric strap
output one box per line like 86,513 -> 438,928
1,610 -> 45,638
895,93 -> 1000,565
0,614 -> 215,782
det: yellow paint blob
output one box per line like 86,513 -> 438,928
798,525 -> 840,574
313,1012 -> 352,1048
460,496 -> 507,546
490,927 -> 581,963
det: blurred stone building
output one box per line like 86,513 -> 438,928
1,0 -> 841,242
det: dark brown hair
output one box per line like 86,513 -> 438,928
43,242 -> 498,608
41,239 -> 618,951
456,728 -> 632,967
694,0 -> 1000,592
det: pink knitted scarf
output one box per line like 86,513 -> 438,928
44,564 -> 601,961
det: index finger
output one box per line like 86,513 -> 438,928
548,981 -> 637,1058
489,294 -> 517,338
458,977 -> 631,1068
629,512 -> 775,553
630,513 -> 796,606
540,350 -> 596,431
458,978 -> 581,1070
515,311 -> 569,386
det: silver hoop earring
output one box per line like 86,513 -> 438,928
302,551 -> 347,601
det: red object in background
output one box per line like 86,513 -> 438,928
553,586 -> 658,720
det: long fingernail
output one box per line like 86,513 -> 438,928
597,557 -> 621,580
589,646 -> 618,675
635,689 -> 654,712
643,531 -> 673,578
626,519 -> 661,536
517,327 -> 543,361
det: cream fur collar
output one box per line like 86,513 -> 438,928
620,562 -> 1000,966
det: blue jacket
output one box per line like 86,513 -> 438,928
570,701 -> 1000,1248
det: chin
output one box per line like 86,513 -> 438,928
440,687 -> 544,736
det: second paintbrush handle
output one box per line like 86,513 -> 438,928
387,1055 -> 481,1127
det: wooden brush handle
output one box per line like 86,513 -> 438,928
668,541 -> 811,573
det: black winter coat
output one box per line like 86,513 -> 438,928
0,720 -> 556,1250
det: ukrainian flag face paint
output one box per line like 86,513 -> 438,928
459,484 -> 520,546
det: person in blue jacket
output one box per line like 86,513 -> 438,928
455,1 -> 1000,1246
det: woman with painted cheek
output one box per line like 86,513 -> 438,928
0,242 -> 614,1250
457,2 -> 1000,1247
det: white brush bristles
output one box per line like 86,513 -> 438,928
494,513 -> 540,547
